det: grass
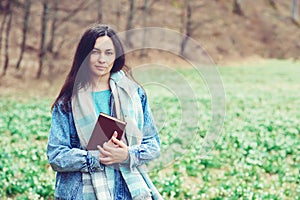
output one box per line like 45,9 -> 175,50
0,59 -> 299,199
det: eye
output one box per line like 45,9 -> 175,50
105,51 -> 114,56
91,49 -> 100,55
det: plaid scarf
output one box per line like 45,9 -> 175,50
72,70 -> 152,200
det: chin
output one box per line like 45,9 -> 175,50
100,72 -> 110,77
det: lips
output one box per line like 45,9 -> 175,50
95,66 -> 106,70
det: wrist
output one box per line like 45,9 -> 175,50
120,150 -> 130,164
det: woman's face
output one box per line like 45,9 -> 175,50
89,36 -> 116,81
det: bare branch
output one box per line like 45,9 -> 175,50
55,1 -> 89,29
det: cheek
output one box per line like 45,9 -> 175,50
108,62 -> 115,71
109,56 -> 116,64
107,57 -> 116,67
89,55 -> 97,64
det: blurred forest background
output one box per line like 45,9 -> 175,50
0,0 -> 299,83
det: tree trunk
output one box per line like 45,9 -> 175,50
115,0 -> 121,30
180,0 -> 192,56
292,0 -> 299,24
233,0 -> 244,16
180,0 -> 186,35
267,0 -> 277,10
16,0 -> 31,71
98,0 -> 103,23
0,3 -> 7,65
37,0 -> 49,79
47,0 -> 58,53
140,0 -> 148,58
2,1 -> 12,76
126,0 -> 135,47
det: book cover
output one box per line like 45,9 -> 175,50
86,112 -> 126,150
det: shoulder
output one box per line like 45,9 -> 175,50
111,70 -> 148,103
52,97 -> 72,114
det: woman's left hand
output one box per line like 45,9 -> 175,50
97,132 -> 128,165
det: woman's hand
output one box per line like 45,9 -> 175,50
97,131 -> 128,165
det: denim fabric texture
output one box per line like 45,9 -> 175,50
47,87 -> 161,199
114,169 -> 131,200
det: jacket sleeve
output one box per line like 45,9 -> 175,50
46,102 -> 102,173
123,88 -> 161,169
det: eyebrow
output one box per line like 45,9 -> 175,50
93,47 -> 114,51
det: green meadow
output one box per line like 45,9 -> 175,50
0,60 -> 299,199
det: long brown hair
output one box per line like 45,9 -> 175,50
51,24 -> 125,111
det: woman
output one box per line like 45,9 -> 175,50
47,24 -> 162,200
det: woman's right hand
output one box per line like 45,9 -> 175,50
97,131 -> 129,165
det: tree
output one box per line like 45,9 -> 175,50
126,0 -> 135,47
48,1 -> 88,55
115,0 -> 121,30
2,0 -> 12,76
47,0 -> 58,54
16,0 -> 31,71
55,1 -> 88,29
292,0 -> 299,25
37,0 -> 49,79
97,0 -> 103,23
267,0 -> 277,10
180,0 -> 192,56
140,0 -> 148,58
0,2 -> 7,66
233,0 -> 244,16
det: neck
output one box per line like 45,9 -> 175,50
91,73 -> 110,91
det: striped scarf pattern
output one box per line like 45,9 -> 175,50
72,70 -> 152,200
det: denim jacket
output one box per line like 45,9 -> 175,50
47,87 -> 161,199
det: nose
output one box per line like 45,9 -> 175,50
97,53 -> 106,63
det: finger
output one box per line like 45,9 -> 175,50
97,145 -> 104,158
99,153 -> 105,158
112,131 -> 118,138
106,139 -> 115,147
97,145 -> 109,157
98,146 -> 112,157
109,131 -> 118,140
103,142 -> 115,151
100,156 -> 112,165
111,137 -> 127,148
107,132 -> 118,145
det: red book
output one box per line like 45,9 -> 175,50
86,112 -> 126,150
